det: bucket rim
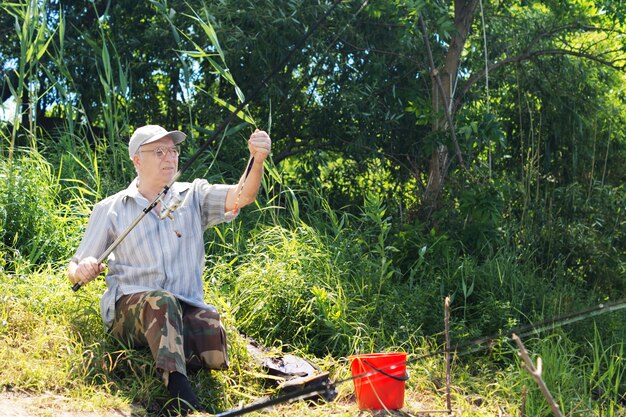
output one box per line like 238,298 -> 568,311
348,352 -> 407,360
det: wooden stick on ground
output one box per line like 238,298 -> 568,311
512,333 -> 563,417
444,296 -> 452,416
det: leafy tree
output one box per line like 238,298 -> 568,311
2,0 -> 625,220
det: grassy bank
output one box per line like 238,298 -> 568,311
0,148 -> 625,416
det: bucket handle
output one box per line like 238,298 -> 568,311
363,359 -> 409,382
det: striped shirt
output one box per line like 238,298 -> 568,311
72,178 -> 237,328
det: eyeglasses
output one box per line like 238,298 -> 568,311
138,145 -> 181,159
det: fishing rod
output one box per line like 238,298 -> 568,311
72,0 -> 344,291
214,380 -> 338,417
207,297 -> 626,416
448,297 -> 626,359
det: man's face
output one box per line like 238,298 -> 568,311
133,136 -> 179,186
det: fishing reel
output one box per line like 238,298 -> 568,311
158,194 -> 182,220
159,195 -> 183,237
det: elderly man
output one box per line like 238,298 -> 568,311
68,125 -> 271,415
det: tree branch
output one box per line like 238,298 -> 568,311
453,47 -> 626,113
512,334 -> 564,417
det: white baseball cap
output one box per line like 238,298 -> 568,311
128,125 -> 186,158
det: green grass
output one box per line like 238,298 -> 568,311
0,262 -> 424,415
2,262 -> 625,416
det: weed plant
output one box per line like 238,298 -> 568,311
211,190 -> 426,358
1,134 -> 625,415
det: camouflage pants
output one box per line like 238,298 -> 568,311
110,290 -> 228,384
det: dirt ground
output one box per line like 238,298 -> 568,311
0,390 -> 440,416
0,391 -> 133,417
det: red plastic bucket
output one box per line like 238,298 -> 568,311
349,352 -> 408,410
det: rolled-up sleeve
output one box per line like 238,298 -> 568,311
197,180 -> 237,229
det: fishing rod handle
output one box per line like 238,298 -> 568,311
71,250 -> 109,292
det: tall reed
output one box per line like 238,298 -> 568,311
2,0 -> 56,161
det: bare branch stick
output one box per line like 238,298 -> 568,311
512,333 -> 563,417
444,296 -> 452,415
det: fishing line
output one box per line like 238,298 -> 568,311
449,297 -> 626,360
376,298 -> 626,376
72,0 -> 344,291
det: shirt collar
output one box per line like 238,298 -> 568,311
121,177 -> 191,204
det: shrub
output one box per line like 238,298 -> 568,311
0,149 -> 84,267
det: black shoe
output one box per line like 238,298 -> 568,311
165,372 -> 205,415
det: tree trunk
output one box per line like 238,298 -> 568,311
421,0 -> 479,219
